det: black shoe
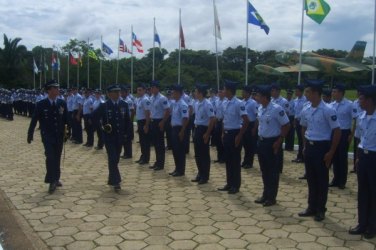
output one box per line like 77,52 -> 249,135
350,169 -> 357,174
338,185 -> 346,190
228,188 -> 239,194
48,183 -> 57,194
56,181 -> 63,187
136,159 -> 143,163
363,230 -> 376,239
349,225 -> 366,235
82,143 -> 89,147
198,180 -> 208,185
171,172 -> 184,177
255,197 -> 266,204
314,212 -> 325,222
191,177 -> 200,182
298,175 -> 307,180
169,171 -> 177,176
138,160 -> 149,165
154,167 -> 164,171
329,182 -> 338,187
298,209 -> 316,217
122,155 -> 132,159
149,165 -> 156,169
114,185 -> 121,192
263,200 -> 276,207
95,146 -> 103,150
242,164 -> 253,169
217,185 -> 231,191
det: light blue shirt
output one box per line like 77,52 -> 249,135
72,93 -> 83,110
294,96 -> 307,120
136,95 -> 151,121
330,98 -> 353,130
215,98 -> 226,120
258,102 -> 290,138
357,110 -> 376,152
83,97 -> 94,115
352,99 -> 363,138
244,98 -> 258,122
194,99 -> 215,126
150,93 -> 170,119
171,98 -> 189,126
93,97 -> 104,111
66,94 -> 74,112
287,98 -> 296,117
300,101 -> 340,141
223,97 -> 247,130
272,96 -> 290,113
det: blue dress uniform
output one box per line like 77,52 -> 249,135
242,86 -> 258,169
300,89 -> 340,220
170,86 -> 189,176
329,84 -> 353,189
92,91 -> 105,149
82,93 -> 94,147
351,97 -> 363,171
66,91 -> 74,139
256,85 -> 290,206
213,94 -> 226,163
149,82 -> 170,170
92,85 -> 131,190
71,89 -> 84,144
193,84 -> 215,184
293,86 -> 308,163
285,89 -> 296,151
183,92 -> 193,154
121,85 -> 135,159
135,86 -> 152,164
27,80 -> 68,193
349,85 -> 376,239
218,81 -> 249,194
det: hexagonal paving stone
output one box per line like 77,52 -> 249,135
289,233 -> 316,243
168,231 -> 196,240
45,236 -> 74,247
169,240 -> 198,250
67,241 -> 95,250
219,238 -> 248,249
98,226 -> 125,235
216,229 -> 243,239
121,231 -> 149,240
118,241 -> 148,250
52,227 -> 79,236
73,231 -> 101,241
94,235 -> 123,246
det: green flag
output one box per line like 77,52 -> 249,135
305,0 -> 331,24
88,50 -> 98,60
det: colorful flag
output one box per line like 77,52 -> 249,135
102,42 -> 114,55
51,53 -> 59,70
119,38 -> 126,52
180,23 -> 186,49
248,1 -> 270,35
132,32 -> 144,53
213,0 -> 222,40
305,0 -> 331,24
78,52 -> 83,67
69,52 -> 78,65
33,58 -> 39,74
88,50 -> 98,60
154,26 -> 161,48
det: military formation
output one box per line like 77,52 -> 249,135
1,77 -> 375,239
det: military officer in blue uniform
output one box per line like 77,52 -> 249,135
71,87 -> 84,144
213,87 -> 226,163
192,84 -> 215,184
92,84 -> 131,191
149,81 -> 170,171
217,80 -> 249,194
81,89 -> 94,147
135,84 -> 152,165
329,84 -> 353,189
349,85 -> 376,239
351,89 -> 363,173
285,89 -> 296,151
241,85 -> 258,169
292,85 -> 308,165
27,80 -> 68,194
298,81 -> 341,221
92,89 -> 105,150
169,85 -> 189,177
254,85 -> 290,207
121,85 -> 135,159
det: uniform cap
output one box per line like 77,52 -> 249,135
44,79 -> 59,89
106,84 -> 121,92
358,85 -> 376,98
171,84 -> 183,92
255,85 -> 272,96
270,83 -> 281,90
332,83 -> 346,92
242,85 -> 252,93
224,80 -> 238,91
150,80 -> 160,88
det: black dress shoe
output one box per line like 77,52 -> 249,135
56,181 -> 63,187
263,200 -> 276,207
298,209 -> 316,217
171,172 -> 184,177
48,183 -> 57,194
338,185 -> 346,190
198,180 -> 208,185
154,167 -> 164,171
298,175 -> 307,180
242,164 -> 253,169
363,230 -> 376,239
329,182 -> 338,187
350,169 -> 357,174
136,159 -> 143,163
314,212 -> 325,221
169,171 -> 177,176
191,178 -> 200,182
292,158 -> 304,163
149,165 -> 156,169
95,146 -> 103,150
255,197 -> 266,204
228,188 -> 239,194
114,185 -> 121,192
349,225 -> 366,235
138,160 -> 149,165
217,185 -> 231,191
122,155 -> 132,159
82,143 -> 89,147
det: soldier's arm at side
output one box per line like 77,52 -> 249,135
324,128 -> 341,168
124,103 -> 132,137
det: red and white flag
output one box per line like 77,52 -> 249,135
132,32 -> 144,53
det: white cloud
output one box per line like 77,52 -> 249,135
0,0 -> 374,57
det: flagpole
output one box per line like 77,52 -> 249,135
214,0 -> 220,90
100,35 -> 103,90
116,29 -> 121,84
178,9 -> 182,85
131,25 -> 134,93
44,55 -> 47,84
372,0 -> 376,85
33,58 -> 36,89
153,17 -> 156,81
245,0 -> 249,86
77,52 -> 80,88
67,52 -> 70,89
298,0 -> 305,86
39,53 -> 42,89
57,51 -> 60,84
51,51 -> 54,80
87,38 -> 90,89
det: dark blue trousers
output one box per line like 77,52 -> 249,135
332,129 -> 350,186
42,138 -> 63,184
223,129 -> 242,189
151,119 -> 165,168
105,138 -> 122,186
194,126 -> 211,181
171,126 -> 186,174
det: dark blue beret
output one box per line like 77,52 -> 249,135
171,84 -> 183,92
224,80 -> 238,91
271,83 -> 281,90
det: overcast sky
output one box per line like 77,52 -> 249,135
0,0 -> 374,58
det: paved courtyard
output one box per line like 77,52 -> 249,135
0,116 -> 375,250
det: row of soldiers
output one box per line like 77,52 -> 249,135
22,78 -> 376,239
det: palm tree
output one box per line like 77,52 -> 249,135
0,34 -> 28,86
